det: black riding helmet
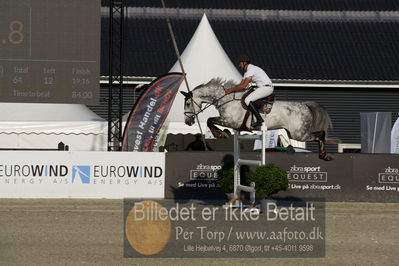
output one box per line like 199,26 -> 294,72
236,54 -> 251,64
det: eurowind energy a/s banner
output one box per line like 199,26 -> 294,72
0,151 -> 165,198
122,73 -> 184,152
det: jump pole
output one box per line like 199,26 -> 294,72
161,0 -> 208,150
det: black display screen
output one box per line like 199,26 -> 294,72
0,0 -> 101,104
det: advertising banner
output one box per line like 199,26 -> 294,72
122,73 -> 185,152
165,152 -> 354,201
165,152 -> 399,202
0,151 -> 165,198
165,152 -> 227,199
267,153 -> 353,201
353,154 -> 399,202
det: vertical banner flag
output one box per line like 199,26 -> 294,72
391,115 -> 399,153
122,73 -> 185,151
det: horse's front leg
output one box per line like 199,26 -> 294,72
207,117 -> 231,138
313,131 -> 334,161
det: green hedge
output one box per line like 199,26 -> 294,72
217,161 -> 288,198
247,163 -> 288,198
217,164 -> 250,193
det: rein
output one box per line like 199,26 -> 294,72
184,88 -> 237,117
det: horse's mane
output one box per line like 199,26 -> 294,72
203,78 -> 237,89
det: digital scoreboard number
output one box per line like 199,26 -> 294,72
0,0 -> 100,104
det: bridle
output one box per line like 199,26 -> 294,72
183,87 -> 235,119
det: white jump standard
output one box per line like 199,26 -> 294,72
227,122 -> 267,208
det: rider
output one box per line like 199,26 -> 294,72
225,54 -> 273,128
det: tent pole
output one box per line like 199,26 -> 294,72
161,0 -> 208,151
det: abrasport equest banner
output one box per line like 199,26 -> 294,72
122,73 -> 185,152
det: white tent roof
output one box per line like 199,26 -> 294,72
0,103 -> 107,150
166,14 -> 242,134
0,103 -> 104,122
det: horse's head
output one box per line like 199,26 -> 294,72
180,79 -> 233,126
180,90 -> 200,126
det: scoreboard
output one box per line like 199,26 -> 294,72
0,0 -> 101,104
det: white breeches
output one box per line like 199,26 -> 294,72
244,86 -> 274,105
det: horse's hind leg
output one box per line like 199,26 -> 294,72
207,117 -> 231,138
313,131 -> 333,161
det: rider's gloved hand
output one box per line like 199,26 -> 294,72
225,88 -> 233,94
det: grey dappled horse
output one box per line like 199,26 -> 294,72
181,78 -> 334,160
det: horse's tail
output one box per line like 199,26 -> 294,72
304,102 -> 332,133
305,102 -> 341,144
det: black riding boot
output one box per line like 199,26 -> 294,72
248,102 -> 264,128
